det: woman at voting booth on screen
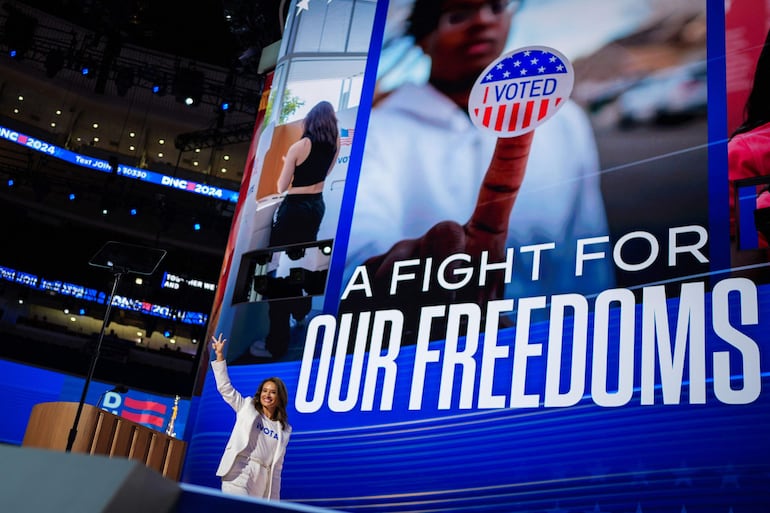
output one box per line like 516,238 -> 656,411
211,333 -> 292,499
250,100 -> 340,360
272,99 -> 340,246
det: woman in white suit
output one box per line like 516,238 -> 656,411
211,333 -> 292,499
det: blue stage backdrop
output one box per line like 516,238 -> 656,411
0,359 -> 189,444
183,0 -> 770,511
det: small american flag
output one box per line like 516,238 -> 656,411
340,128 -> 354,146
471,48 -> 571,134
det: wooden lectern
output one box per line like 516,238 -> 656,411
23,401 -> 186,481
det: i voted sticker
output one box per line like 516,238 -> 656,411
468,46 -> 574,137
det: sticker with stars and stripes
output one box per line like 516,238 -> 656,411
468,46 -> 575,137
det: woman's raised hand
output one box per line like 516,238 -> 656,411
211,333 -> 227,361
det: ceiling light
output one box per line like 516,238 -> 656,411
50,122 -> 56,127
158,152 -> 164,158
220,168 -> 227,173
55,109 -> 62,115
92,123 -> 99,129
193,161 -> 199,166
129,145 -> 135,151
159,139 -> 165,144
93,137 -> 100,142
223,155 -> 230,161
129,131 -> 136,137
194,148 -> 201,153
13,108 -> 19,114
17,96 -> 23,101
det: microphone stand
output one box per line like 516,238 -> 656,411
64,240 -> 166,452
65,269 -> 123,452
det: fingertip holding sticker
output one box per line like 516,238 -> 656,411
468,46 -> 575,137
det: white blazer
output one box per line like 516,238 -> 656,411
211,359 -> 291,499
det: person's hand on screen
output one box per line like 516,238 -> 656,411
353,132 -> 535,335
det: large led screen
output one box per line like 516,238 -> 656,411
183,0 -> 770,511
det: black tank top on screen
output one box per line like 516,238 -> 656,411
291,140 -> 336,187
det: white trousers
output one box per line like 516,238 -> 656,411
220,454 -> 270,498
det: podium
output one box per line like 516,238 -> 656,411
23,401 -> 186,480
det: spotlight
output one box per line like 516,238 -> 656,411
321,244 -> 332,255
174,68 -> 204,107
286,247 -> 305,261
151,78 -> 167,96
